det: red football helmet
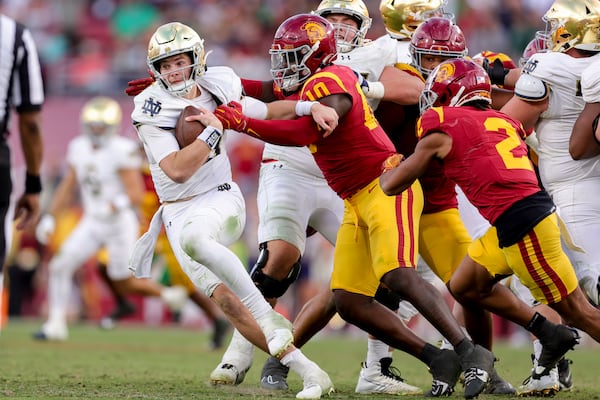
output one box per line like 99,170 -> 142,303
519,32 -> 548,67
409,17 -> 468,77
270,14 -> 338,92
419,58 -> 491,114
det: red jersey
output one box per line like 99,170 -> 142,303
375,64 -> 457,214
418,106 -> 540,224
300,64 -> 396,199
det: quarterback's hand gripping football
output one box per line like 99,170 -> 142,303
214,101 -> 249,132
35,214 -> 56,245
125,70 -> 155,96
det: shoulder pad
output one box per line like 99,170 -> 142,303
515,74 -> 549,102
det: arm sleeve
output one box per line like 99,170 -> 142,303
241,78 -> 264,98
244,117 -> 322,146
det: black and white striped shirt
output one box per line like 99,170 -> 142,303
0,14 -> 44,140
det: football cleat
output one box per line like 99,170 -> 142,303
459,345 -> 494,399
260,356 -> 290,390
537,325 -> 579,375
355,357 -> 422,395
296,360 -> 334,399
517,367 -> 559,397
557,358 -> 573,391
426,349 -> 461,397
209,363 -> 250,386
32,322 -> 68,342
580,275 -> 600,307
483,366 -> 516,395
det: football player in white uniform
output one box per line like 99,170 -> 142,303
33,97 -> 189,341
130,22 -> 334,399
501,2 -> 600,395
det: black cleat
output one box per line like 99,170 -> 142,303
260,355 -> 289,390
484,365 -> 516,395
538,325 -> 579,376
557,358 -> 573,391
460,345 -> 495,399
426,349 -> 461,397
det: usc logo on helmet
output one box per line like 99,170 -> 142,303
435,63 -> 455,83
303,21 -> 327,44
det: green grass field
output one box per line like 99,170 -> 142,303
1,319 -> 599,399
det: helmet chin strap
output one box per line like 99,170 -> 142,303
449,85 -> 466,107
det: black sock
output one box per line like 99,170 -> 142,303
421,343 -> 443,365
454,338 -> 474,358
525,312 -> 551,340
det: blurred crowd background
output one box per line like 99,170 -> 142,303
1,0 -> 554,340
2,0 -> 553,95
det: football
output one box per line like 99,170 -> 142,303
174,105 -> 205,148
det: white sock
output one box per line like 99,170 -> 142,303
366,338 -> 389,366
440,338 -> 454,350
281,348 -> 315,379
220,328 -> 254,368
532,338 -> 542,365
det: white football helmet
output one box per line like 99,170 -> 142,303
147,22 -> 207,97
314,0 -> 372,53
80,97 -> 122,147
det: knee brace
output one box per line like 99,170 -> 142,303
250,243 -> 302,298
374,285 -> 402,311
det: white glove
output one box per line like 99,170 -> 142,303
36,214 -> 56,245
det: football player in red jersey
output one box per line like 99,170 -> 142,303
214,13 -> 495,398
379,58 -> 600,395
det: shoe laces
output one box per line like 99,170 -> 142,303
381,363 -> 405,383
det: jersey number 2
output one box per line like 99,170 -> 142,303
485,117 -> 533,171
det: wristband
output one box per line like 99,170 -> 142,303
25,173 -> 42,194
197,126 -> 223,150
364,81 -> 385,100
593,113 -> 600,146
295,100 -> 318,116
112,193 -> 131,211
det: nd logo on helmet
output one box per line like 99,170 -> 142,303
302,22 -> 327,44
436,63 -> 455,82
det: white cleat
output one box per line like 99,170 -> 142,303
355,358 -> 422,395
517,367 -> 559,397
296,361 -> 334,399
257,311 -> 294,357
209,362 -> 251,386
161,285 -> 188,312
32,322 -> 68,341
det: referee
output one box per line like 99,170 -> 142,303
0,14 -> 44,271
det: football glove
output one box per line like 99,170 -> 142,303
125,71 -> 155,96
214,101 -> 249,132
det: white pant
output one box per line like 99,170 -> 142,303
46,209 -> 139,327
548,178 -> 600,282
257,161 -> 343,252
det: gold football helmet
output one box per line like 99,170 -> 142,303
314,0 -> 372,52
542,0 -> 600,52
379,0 -> 451,40
80,97 -> 122,146
147,22 -> 206,97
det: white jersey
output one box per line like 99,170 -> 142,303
581,59 -> 600,103
335,40 -> 389,111
372,34 -> 412,66
525,51 -> 600,189
67,134 -> 141,218
132,66 -> 242,202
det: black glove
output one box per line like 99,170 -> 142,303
483,58 -> 509,86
